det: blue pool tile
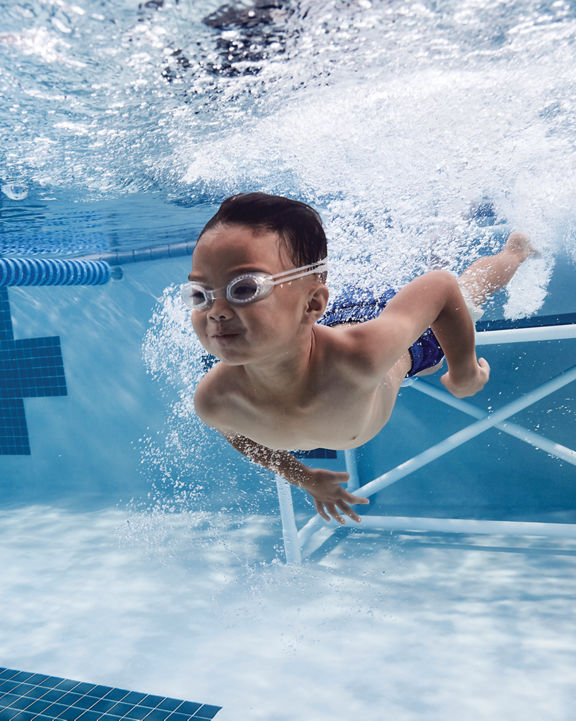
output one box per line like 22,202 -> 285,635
24,699 -> 53,713
83,686 -> 114,699
157,698 -> 183,712
66,684 -> 95,697
120,704 -> 153,720
68,696 -> 96,710
0,681 -> 18,693
14,685 -> 49,701
0,673 -> 22,685
195,705 -> 222,719
1,711 -> 29,721
55,694 -> 82,707
51,681 -> 80,694
0,668 -> 222,720
33,678 -> 65,690
137,710 -> 172,721
87,698 -> 117,714
29,689 -> 55,702
7,695 -> 35,711
0,288 -> 67,455
106,701 -> 134,716
122,691 -> 150,705
73,711 -> 101,721
0,681 -> 23,693
23,676 -> 50,686
102,687 -> 130,702
55,707 -> 88,721
37,690 -> 66,704
12,683 -> 36,695
8,672 -> 35,684
174,701 -> 202,715
300,448 -> 337,459
49,694 -> 77,709
41,703 -> 69,717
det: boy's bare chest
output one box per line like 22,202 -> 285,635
222,372 -> 397,451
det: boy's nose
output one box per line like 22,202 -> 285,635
208,297 -> 235,320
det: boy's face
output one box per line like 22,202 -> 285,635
188,224 -> 320,365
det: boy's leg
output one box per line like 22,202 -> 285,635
458,232 -> 536,307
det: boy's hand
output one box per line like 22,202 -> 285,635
440,357 -> 490,398
302,468 -> 370,525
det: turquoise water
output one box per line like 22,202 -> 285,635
1,1 -> 576,720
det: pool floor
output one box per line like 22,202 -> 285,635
1,505 -> 575,721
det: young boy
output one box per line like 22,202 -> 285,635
183,193 -> 534,525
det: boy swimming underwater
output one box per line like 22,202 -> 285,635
184,193 -> 535,525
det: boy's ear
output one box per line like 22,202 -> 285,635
304,284 -> 329,323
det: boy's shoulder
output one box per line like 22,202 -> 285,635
193,363 -> 237,430
316,321 -> 398,379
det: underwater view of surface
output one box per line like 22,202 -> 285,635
2,0 -> 575,272
1,1 -> 576,720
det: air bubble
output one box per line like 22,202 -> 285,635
1,183 -> 28,200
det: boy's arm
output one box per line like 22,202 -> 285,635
194,379 -> 369,524
223,433 -> 369,525
427,274 -> 490,397
357,270 -> 489,397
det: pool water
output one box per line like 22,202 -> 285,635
1,1 -> 576,719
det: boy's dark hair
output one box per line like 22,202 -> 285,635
198,192 -> 327,268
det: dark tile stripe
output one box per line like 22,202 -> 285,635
0,668 -> 221,720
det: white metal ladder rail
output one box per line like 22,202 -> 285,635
275,320 -> 576,564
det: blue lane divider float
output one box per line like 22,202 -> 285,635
0,257 -> 111,286
89,240 -> 196,266
0,240 -> 198,288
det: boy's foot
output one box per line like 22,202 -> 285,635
458,230 -> 538,308
504,232 -> 538,262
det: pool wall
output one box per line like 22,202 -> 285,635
0,253 -> 574,527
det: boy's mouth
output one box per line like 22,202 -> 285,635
211,331 -> 240,341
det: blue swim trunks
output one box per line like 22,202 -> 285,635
319,286 -> 444,377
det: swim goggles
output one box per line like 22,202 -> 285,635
181,258 -> 327,311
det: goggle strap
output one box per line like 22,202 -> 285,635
269,259 -> 328,284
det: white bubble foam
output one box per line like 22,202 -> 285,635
503,255 -> 555,320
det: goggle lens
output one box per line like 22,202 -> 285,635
181,284 -> 211,310
181,258 -> 327,310
227,274 -> 272,303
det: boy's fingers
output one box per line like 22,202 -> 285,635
313,488 -> 368,524
315,501 -> 331,522
326,503 -> 345,525
337,501 -> 361,523
344,491 -> 370,505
